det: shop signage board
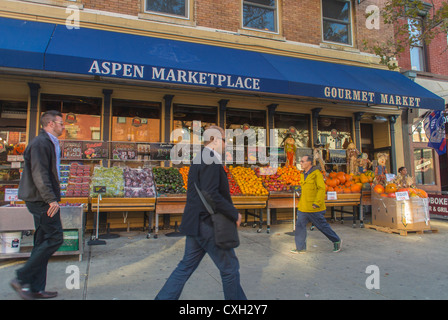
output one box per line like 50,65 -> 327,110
150,143 -> 175,161
428,194 -> 448,219
83,141 -> 108,159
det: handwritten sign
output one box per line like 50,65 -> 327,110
327,191 -> 337,200
395,191 -> 410,201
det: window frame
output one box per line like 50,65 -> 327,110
144,0 -> 191,20
321,0 -> 354,47
408,18 -> 426,72
241,0 -> 279,34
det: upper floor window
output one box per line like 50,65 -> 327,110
322,0 -> 352,45
145,0 -> 188,18
408,18 -> 425,71
243,0 -> 278,33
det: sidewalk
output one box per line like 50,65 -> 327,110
1,218 -> 447,300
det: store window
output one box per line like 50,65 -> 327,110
172,104 -> 217,144
112,99 -> 161,142
145,0 -> 188,18
318,116 -> 352,170
243,0 -> 278,33
0,100 -> 27,189
226,108 -> 266,145
318,116 -> 352,148
411,120 -> 429,143
413,148 -> 435,185
274,112 -> 310,149
322,0 -> 352,45
40,94 -> 102,141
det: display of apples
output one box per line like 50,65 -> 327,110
224,166 -> 242,195
123,167 -> 155,198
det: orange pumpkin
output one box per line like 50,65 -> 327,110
329,172 -> 337,179
343,187 -> 352,193
414,188 -> 428,198
326,178 -> 338,188
350,183 -> 362,193
336,172 -> 346,184
385,183 -> 398,194
345,174 -> 353,182
334,186 -> 344,194
373,184 -> 385,194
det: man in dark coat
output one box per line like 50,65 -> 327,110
155,125 -> 246,300
10,110 -> 65,300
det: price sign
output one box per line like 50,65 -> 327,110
93,186 -> 106,194
61,141 -> 83,160
396,191 -> 409,201
327,191 -> 337,200
5,188 -> 19,201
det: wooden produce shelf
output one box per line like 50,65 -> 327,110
154,194 -> 187,238
325,193 -> 361,207
232,195 -> 268,209
91,197 -> 156,212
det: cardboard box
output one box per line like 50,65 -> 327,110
371,193 -> 431,231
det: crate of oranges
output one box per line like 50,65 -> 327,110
228,165 -> 269,197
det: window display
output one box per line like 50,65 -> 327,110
40,94 -> 102,141
112,99 -> 161,143
413,148 -> 436,185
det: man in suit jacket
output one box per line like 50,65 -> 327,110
155,125 -> 247,300
10,110 -> 65,300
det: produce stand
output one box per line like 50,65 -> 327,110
326,193 -> 362,226
91,197 -> 156,238
0,204 -> 85,261
267,192 -> 295,233
154,195 -> 187,238
232,195 -> 268,233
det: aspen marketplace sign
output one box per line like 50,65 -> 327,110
87,60 -> 261,91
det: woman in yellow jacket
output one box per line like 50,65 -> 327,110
292,155 -> 342,254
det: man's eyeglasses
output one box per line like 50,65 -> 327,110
53,120 -> 64,125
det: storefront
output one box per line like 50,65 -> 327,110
0,16 -> 445,232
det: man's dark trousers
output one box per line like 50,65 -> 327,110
155,220 -> 246,300
295,209 -> 340,251
16,201 -> 63,293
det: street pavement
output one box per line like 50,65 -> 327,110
1,217 -> 448,301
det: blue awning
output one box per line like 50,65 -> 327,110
0,17 -> 445,110
0,18 -> 55,70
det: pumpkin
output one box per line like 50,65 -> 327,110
343,187 -> 352,193
336,172 -> 346,184
350,183 -> 362,193
329,172 -> 337,179
380,193 -> 388,197
385,183 -> 398,194
414,188 -> 428,198
345,174 -> 353,182
373,184 -> 385,194
326,178 -> 339,188
327,186 -> 334,192
360,174 -> 369,184
334,186 -> 344,194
